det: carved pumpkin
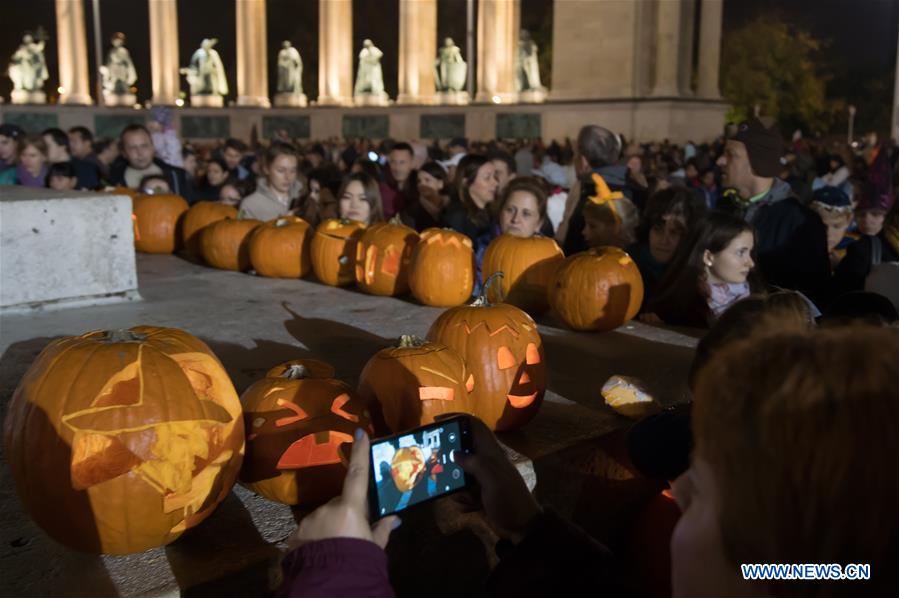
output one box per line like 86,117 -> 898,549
426,274 -> 546,431
3,326 -> 244,555
390,446 -> 426,492
408,228 -> 475,307
182,201 -> 239,258
132,194 -> 189,254
482,234 -> 565,315
248,216 -> 312,279
359,335 -> 476,434
239,360 -> 371,506
200,218 -> 262,272
549,246 -> 644,332
310,218 -> 367,286
354,222 -> 420,296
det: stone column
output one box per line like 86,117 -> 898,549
397,0 -> 437,104
318,0 -> 353,106
696,0 -> 723,98
651,0 -> 682,97
236,0 -> 270,107
149,0 -> 180,105
55,0 -> 92,104
475,0 -> 519,103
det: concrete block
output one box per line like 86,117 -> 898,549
0,188 -> 140,313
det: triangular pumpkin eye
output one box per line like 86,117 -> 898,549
518,371 -> 531,385
526,343 -> 541,365
275,399 -> 308,427
497,346 -> 516,370
465,374 -> 475,393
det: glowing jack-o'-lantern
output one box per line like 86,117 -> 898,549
248,216 -> 312,278
426,273 -> 546,431
3,327 -> 244,555
310,218 -> 367,286
359,335 -> 477,434
408,228 -> 475,307
482,234 -> 565,315
549,246 -> 644,332
182,201 -> 239,258
132,194 -> 189,254
390,446 -> 426,492
239,360 -> 371,506
354,222 -> 420,296
200,218 -> 262,271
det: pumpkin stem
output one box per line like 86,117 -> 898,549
283,364 -> 310,380
275,218 -> 290,227
472,271 -> 504,306
102,329 -> 148,343
397,335 -> 425,348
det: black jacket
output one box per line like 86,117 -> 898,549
833,233 -> 899,296
109,156 -> 196,203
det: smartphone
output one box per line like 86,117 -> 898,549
368,415 -> 473,520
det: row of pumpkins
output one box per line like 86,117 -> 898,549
127,190 -> 645,332
4,271 -> 550,555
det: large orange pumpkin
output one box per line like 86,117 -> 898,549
239,360 -> 371,506
310,218 -> 367,286
408,228 -> 475,307
549,246 -> 644,332
182,202 -> 239,258
2,326 -> 244,555
482,234 -> 565,315
200,218 -> 262,271
359,335 -> 477,434
426,274 -> 546,431
248,216 -> 312,278
355,222 -> 420,296
132,194 -> 189,254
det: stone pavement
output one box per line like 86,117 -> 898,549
0,253 -> 698,597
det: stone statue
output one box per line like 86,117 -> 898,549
277,41 -> 303,94
100,33 -> 137,105
516,30 -> 545,92
7,30 -> 49,103
435,37 -> 467,92
354,39 -> 387,105
180,38 -> 228,106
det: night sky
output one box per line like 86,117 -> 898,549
0,0 -> 896,126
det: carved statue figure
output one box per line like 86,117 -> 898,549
277,41 -> 303,95
435,37 -> 467,92
100,33 -> 137,95
354,39 -> 385,97
8,31 -> 48,92
180,38 -> 228,96
516,30 -> 544,92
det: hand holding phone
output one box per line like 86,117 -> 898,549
368,415 -> 474,520
286,429 -> 398,552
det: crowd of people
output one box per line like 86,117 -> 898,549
2,112 -> 898,595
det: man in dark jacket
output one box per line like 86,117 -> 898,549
42,127 -> 101,190
109,124 -> 195,202
560,125 -> 636,255
716,118 -> 829,302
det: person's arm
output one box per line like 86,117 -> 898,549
279,430 -> 398,598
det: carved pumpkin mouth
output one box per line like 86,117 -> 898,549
506,392 -> 538,409
276,430 -> 354,470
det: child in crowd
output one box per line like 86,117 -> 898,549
580,172 -> 639,249
808,186 -> 855,268
45,161 -> 78,191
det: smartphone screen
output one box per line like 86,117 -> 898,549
369,417 -> 470,519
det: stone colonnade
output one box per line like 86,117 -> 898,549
51,0 -> 724,107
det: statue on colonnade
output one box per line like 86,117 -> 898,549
100,33 -> 137,106
7,29 -> 49,104
274,40 -> 307,107
435,37 -> 467,92
181,38 -> 228,107
516,29 -> 547,103
354,39 -> 388,106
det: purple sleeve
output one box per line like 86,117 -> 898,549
277,538 -> 394,598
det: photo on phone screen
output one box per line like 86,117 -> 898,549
369,417 -> 469,519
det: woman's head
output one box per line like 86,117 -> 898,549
205,157 -> 230,187
19,136 -> 47,174
338,172 -> 383,225
638,186 -> 707,264
499,177 -> 547,238
262,142 -> 299,196
456,154 -> 497,212
417,161 -> 448,193
674,326 -> 899,597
